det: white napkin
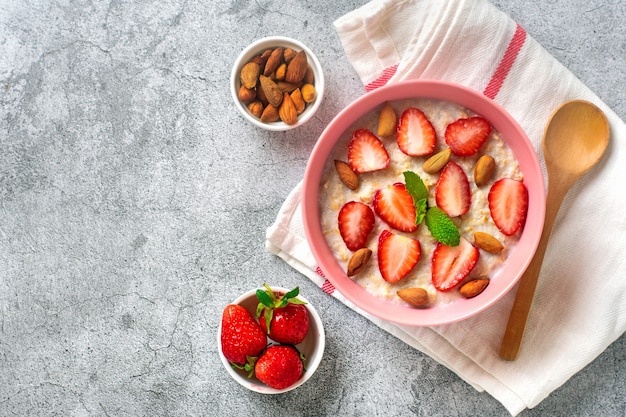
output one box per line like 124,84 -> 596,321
266,0 -> 626,414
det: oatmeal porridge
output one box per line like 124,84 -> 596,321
318,98 -> 527,307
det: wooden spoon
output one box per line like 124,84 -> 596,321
499,100 -> 610,361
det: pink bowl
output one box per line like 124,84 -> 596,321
302,80 -> 545,326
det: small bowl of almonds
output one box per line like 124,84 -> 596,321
231,36 -> 325,131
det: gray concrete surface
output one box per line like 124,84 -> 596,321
1,0 -> 624,416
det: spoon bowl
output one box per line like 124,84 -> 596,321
500,100 -> 610,360
544,100 -> 611,175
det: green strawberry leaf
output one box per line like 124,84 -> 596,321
299,350 -> 308,372
282,287 -> 303,307
256,289 -> 273,309
263,283 -> 277,301
284,287 -> 300,299
256,285 -> 307,329
287,297 -> 306,305
279,287 -> 307,307
263,308 -> 273,334
255,301 -> 265,319
231,355 -> 259,379
425,207 -> 460,246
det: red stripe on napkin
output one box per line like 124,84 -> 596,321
321,279 -> 335,295
483,23 -> 527,99
363,24 -> 526,99
316,267 -> 336,294
365,64 -> 399,91
315,266 -> 326,279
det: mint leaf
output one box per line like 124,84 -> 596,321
425,207 -> 460,246
404,171 -> 429,226
415,198 -> 428,225
403,171 -> 429,201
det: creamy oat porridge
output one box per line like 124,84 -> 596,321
318,98 -> 528,307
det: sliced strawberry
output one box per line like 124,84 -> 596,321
431,237 -> 479,292
396,107 -> 436,156
373,183 -> 418,232
377,230 -> 421,283
488,178 -> 529,236
435,161 -> 471,217
338,201 -> 375,251
348,129 -> 390,174
444,116 -> 492,156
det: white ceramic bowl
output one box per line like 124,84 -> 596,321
231,36 -> 325,131
217,286 -> 325,394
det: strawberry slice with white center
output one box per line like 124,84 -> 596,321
435,161 -> 471,217
373,183 -> 418,232
348,129 -> 390,174
377,230 -> 421,283
445,116 -> 492,156
488,178 -> 529,236
338,201 -> 375,251
431,237 -> 479,292
396,107 -> 437,156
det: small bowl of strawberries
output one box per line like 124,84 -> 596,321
218,285 -> 325,393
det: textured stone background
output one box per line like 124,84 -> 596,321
1,0 -> 624,416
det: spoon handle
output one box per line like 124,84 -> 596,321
499,171 -> 573,360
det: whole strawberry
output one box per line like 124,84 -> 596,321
256,284 -> 310,345
255,345 -> 304,389
220,304 -> 267,370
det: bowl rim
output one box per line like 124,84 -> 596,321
302,79 -> 546,326
217,286 -> 326,394
230,36 -> 325,131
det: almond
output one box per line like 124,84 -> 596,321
291,88 -> 305,114
473,231 -> 504,253
278,92 -> 298,125
334,160 -> 359,190
259,49 -> 272,66
459,278 -> 490,298
260,104 -> 279,123
347,248 -> 372,276
474,154 -> 496,186
263,47 -> 283,77
259,75 -> 283,108
247,101 -> 263,118
256,81 -> 269,105
397,288 -> 429,307
283,47 -> 297,63
422,148 -> 452,174
285,50 -> 308,84
275,63 -> 287,80
301,83 -> 316,103
277,81 -> 301,93
377,101 -> 397,137
304,65 -> 315,84
240,62 -> 261,89
238,85 -> 256,103
249,54 -> 265,67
